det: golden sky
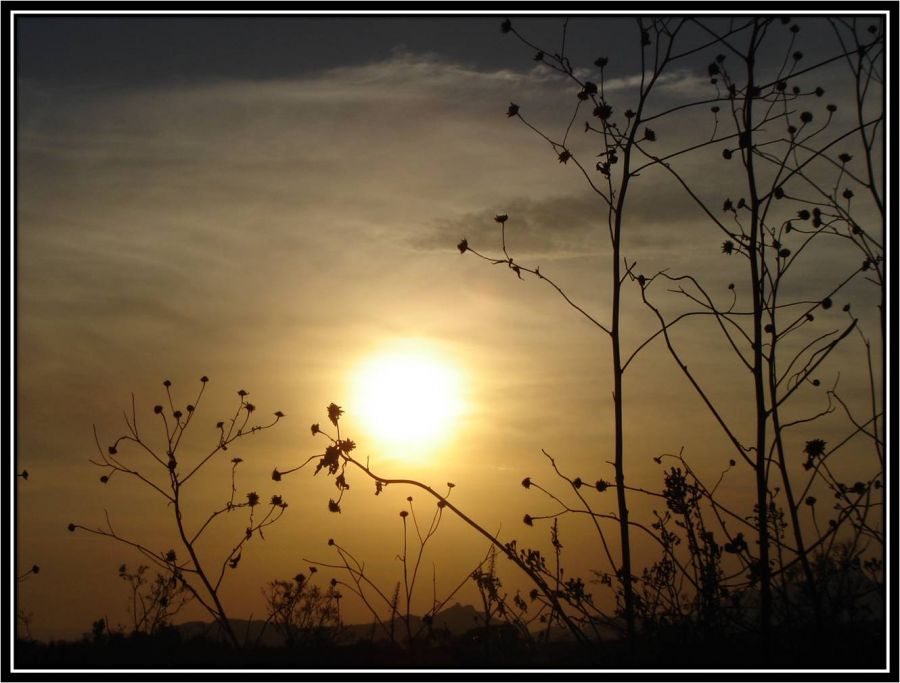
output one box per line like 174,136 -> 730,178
14,14 -> 885,642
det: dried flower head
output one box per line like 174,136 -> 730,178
804,439 -> 827,459
594,103 -> 613,120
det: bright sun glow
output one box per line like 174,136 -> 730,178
351,343 -> 465,455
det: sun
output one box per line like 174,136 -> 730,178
351,342 -> 465,455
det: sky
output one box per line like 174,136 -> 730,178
13,12 -> 886,644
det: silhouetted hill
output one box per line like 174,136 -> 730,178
171,601 -> 629,648
173,602 -> 489,646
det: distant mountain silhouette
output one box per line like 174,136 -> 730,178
170,602 -> 619,647
173,602 -> 487,647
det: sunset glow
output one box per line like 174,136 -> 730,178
351,343 -> 464,455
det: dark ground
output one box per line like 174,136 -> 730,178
13,620 -> 887,671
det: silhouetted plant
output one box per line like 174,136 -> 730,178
470,545 -> 535,649
452,17 -> 885,649
302,489 -> 504,647
630,17 -> 884,635
16,461 -> 39,641
70,377 -> 288,648
276,404 -> 591,644
117,563 -> 192,636
459,15 -> 823,639
261,573 -> 341,647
